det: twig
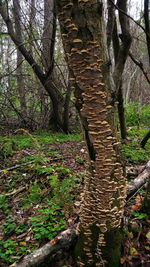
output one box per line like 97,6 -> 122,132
129,52 -> 150,85
0,161 -> 34,174
126,183 -> 146,203
4,186 -> 26,196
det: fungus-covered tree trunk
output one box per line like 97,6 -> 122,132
56,1 -> 126,267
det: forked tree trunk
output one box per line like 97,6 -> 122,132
0,1 -> 67,133
56,1 -> 126,266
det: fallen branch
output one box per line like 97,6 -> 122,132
10,225 -> 77,267
127,160 -> 150,198
0,161 -> 34,174
4,187 -> 26,197
126,165 -> 145,177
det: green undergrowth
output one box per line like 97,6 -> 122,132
1,124 -> 150,264
126,102 -> 150,127
0,132 -> 81,160
122,128 -> 150,163
124,103 -> 150,163
0,132 -> 83,265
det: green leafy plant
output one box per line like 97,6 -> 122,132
0,239 -> 18,263
55,166 -> 71,179
122,144 -> 148,163
0,138 -> 16,159
31,203 -> 66,241
3,216 -> 16,236
126,102 -> 140,127
126,102 -> 150,128
22,183 -> 42,209
122,128 -> 150,163
0,195 -> 9,214
15,223 -> 28,235
132,212 -> 148,220
76,156 -> 85,165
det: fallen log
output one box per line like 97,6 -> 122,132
10,226 -> 77,267
126,165 -> 145,177
127,160 -> 150,198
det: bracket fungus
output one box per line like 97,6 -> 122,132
57,1 -> 126,266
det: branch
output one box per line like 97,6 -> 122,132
0,161 -> 34,174
127,160 -> 150,198
3,186 -> 26,197
0,1 -> 45,84
108,0 -> 149,37
140,129 -> 150,148
129,52 -> 150,85
11,226 -> 77,267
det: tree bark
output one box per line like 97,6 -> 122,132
106,0 -> 115,54
42,0 -> 56,73
113,0 -> 132,93
56,1 -> 126,266
13,0 -> 28,127
13,227 -> 77,267
117,83 -> 127,140
63,83 -> 72,134
140,129 -> 150,148
144,0 -> 150,64
112,1 -> 132,140
143,180 -> 150,215
127,160 -> 150,198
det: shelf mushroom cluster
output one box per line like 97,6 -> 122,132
58,1 -> 127,266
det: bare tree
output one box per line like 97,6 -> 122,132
0,0 -> 70,132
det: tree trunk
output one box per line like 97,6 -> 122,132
42,0 -> 56,73
42,0 -> 67,131
13,0 -> 28,127
143,180 -> 150,216
56,1 -> 126,266
140,129 -> 150,148
63,83 -> 72,134
112,16 -> 128,140
117,83 -> 127,140
144,0 -> 150,64
44,80 -> 64,131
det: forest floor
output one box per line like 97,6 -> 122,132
0,128 -> 150,267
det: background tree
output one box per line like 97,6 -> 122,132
0,0 -> 73,132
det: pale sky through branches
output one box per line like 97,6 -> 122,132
129,0 -> 143,19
